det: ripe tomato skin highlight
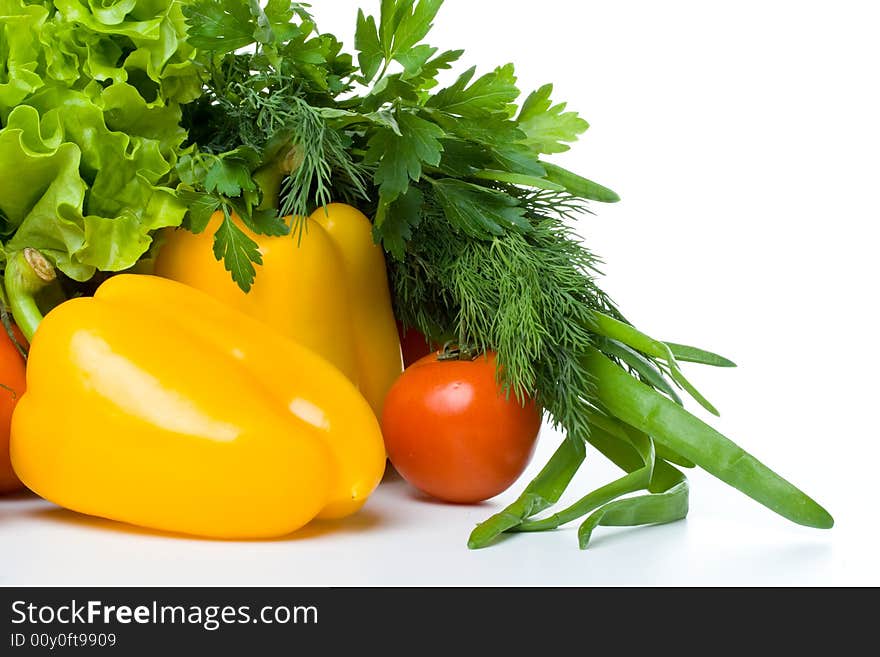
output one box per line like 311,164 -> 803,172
381,351 -> 542,503
0,325 -> 27,494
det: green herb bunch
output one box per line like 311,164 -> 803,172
176,0 -> 832,548
180,0 -> 625,457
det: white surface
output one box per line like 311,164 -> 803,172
0,449 -> 847,586
2,0 -> 878,586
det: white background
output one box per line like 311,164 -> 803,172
2,0 -> 878,586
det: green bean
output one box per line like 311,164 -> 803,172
654,444 -> 696,469
578,480 -> 689,549
467,436 -> 586,549
666,366 -> 719,417
578,419 -> 690,550
650,458 -> 686,491
513,424 -> 691,549
585,422 -> 645,471
584,407 -> 635,440
665,342 -> 736,368
593,314 -> 736,368
585,421 -> 686,492
591,312 -> 720,416
596,337 -> 683,405
591,312 -> 672,361
586,405 -> 696,469
540,162 -> 621,203
473,170 -> 567,191
514,429 -> 655,533
514,470 -> 647,533
584,347 -> 834,529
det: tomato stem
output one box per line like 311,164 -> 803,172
437,342 -> 482,362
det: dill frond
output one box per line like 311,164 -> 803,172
389,188 -> 620,441
183,61 -> 369,229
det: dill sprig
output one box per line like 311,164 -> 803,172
276,99 -> 369,232
185,65 -> 368,211
389,187 -> 619,441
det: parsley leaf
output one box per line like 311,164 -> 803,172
230,201 -> 291,237
257,0 -> 306,45
395,44 -> 439,77
357,0 -> 443,83
432,179 -> 530,238
365,111 -> 444,202
405,49 -> 464,91
436,114 -> 546,177
374,185 -> 425,260
177,191 -> 221,234
517,84 -> 590,154
319,107 -> 402,135
212,210 -> 262,293
203,159 -> 256,197
363,73 -> 421,110
427,64 -> 520,118
183,0 -> 255,53
249,0 -> 275,45
491,145 -> 547,177
389,0 -> 444,55
355,9 -> 383,83
436,138 -> 492,177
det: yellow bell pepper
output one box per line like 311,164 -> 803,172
153,203 -> 403,417
5,250 -> 386,539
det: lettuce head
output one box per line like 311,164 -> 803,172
0,0 -> 201,279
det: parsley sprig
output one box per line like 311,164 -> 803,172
177,0 -> 615,289
177,0 -> 367,291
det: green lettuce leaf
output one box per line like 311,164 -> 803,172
38,19 -> 126,88
0,0 -> 49,111
52,0 -> 202,103
0,0 -> 197,280
2,102 -> 186,279
0,106 -> 85,236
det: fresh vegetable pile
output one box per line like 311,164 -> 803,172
0,0 -> 832,547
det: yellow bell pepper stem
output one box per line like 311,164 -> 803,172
4,248 -> 59,342
252,143 -> 305,212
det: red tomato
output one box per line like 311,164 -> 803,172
381,351 -> 542,503
0,324 -> 27,494
396,321 -> 436,368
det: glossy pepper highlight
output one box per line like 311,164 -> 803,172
154,203 -> 403,416
5,250 -> 387,538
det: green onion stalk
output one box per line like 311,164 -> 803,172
468,338 -> 833,549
